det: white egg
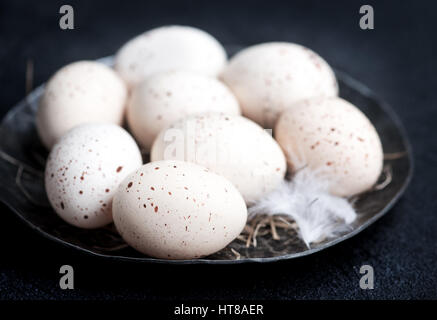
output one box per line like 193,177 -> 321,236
45,123 -> 142,229
113,160 -> 247,259
151,113 -> 286,203
36,61 -> 127,149
127,71 -> 241,151
115,25 -> 227,87
221,42 -> 338,128
275,97 -> 383,197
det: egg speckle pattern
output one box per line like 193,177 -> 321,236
115,25 -> 227,87
36,28 -> 388,259
45,123 -> 142,229
151,113 -> 286,203
112,160 -> 247,259
222,42 -> 338,128
275,97 -> 383,197
36,61 -> 127,149
127,71 -> 240,151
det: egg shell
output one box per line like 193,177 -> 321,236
127,71 -> 241,151
151,113 -> 286,203
275,97 -> 383,197
45,123 -> 143,229
221,42 -> 338,128
112,160 -> 247,259
115,25 -> 227,87
36,61 -> 127,149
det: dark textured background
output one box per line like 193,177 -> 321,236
0,0 -> 436,300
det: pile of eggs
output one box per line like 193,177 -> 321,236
38,25 -> 383,260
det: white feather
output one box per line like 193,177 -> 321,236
248,166 -> 356,248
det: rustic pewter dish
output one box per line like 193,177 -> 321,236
0,52 -> 412,264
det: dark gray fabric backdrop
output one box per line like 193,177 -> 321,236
0,0 -> 436,299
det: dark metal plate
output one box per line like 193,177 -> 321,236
0,55 -> 413,264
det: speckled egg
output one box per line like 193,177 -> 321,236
36,61 -> 127,149
45,123 -> 143,229
275,97 -> 383,197
151,113 -> 286,203
115,25 -> 227,87
112,160 -> 247,259
127,70 -> 240,151
221,42 -> 338,128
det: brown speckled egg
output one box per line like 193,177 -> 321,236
151,113 -> 286,204
127,71 -> 240,152
115,25 -> 227,88
112,160 -> 247,259
36,61 -> 127,149
275,97 -> 383,197
221,42 -> 338,128
45,123 -> 142,229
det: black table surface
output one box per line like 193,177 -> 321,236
0,0 -> 436,300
